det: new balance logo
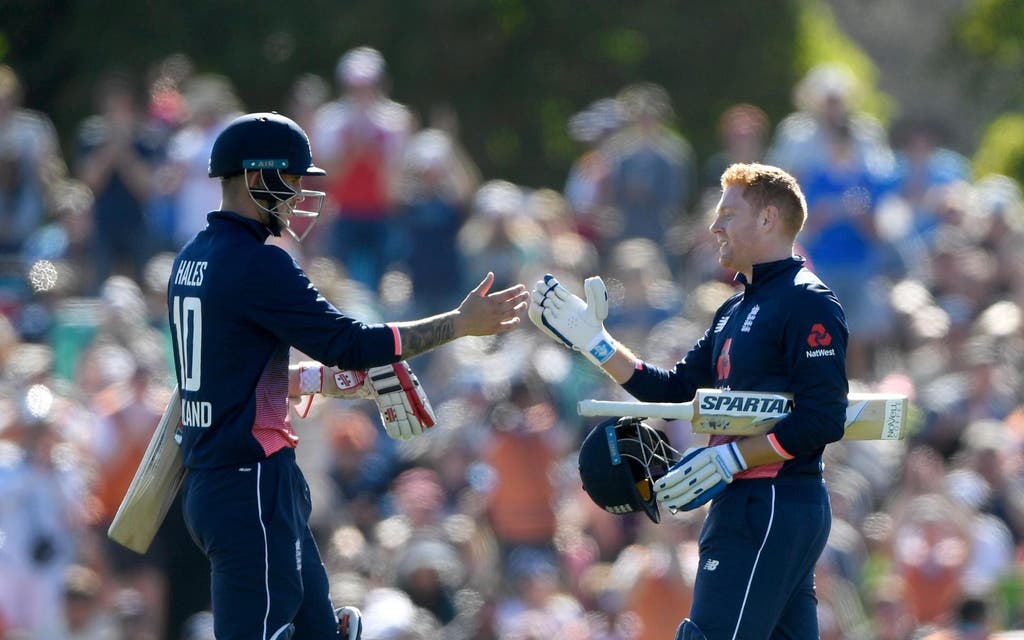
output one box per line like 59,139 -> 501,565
714,315 -> 730,333
703,559 -> 719,571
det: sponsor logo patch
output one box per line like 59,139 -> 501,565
699,392 -> 792,417
883,400 -> 904,440
806,323 -> 833,347
590,339 -> 616,363
703,559 -> 720,571
741,305 -> 760,332
605,504 -> 634,515
805,348 -> 836,358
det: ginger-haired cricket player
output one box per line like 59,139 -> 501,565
169,112 -> 528,639
531,162 -> 848,639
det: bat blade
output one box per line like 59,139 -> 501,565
842,393 -> 908,440
107,386 -> 185,554
577,389 -> 909,441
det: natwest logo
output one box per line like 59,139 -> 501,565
807,323 -> 832,347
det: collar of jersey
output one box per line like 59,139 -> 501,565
208,210 -> 272,242
735,256 -> 805,290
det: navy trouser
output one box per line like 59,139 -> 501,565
183,448 -> 338,639
688,477 -> 831,640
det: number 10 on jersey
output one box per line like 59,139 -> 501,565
172,295 -> 202,392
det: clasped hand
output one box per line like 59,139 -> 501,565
655,442 -> 747,512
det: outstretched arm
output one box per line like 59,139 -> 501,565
394,272 -> 529,360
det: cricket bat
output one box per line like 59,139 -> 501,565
107,386 -> 186,553
578,389 -> 908,440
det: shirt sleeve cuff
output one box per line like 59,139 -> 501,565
767,433 -> 795,460
388,324 -> 402,357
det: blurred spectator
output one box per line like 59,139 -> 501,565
88,364 -> 170,633
0,385 -> 89,639
21,179 -> 97,297
322,407 -> 402,534
767,66 -> 900,378
800,119 -> 897,378
767,63 -> 894,185
956,418 -> 1024,545
0,64 -> 66,259
972,175 -> 1024,298
868,575 -> 918,640
394,126 -> 479,313
312,46 -> 413,290
601,237 -> 683,349
75,70 -> 164,285
891,493 -> 973,626
286,73 -> 330,137
111,587 -> 159,640
456,179 -> 545,291
144,53 -> 193,137
603,82 -> 696,245
159,74 -> 243,248
480,381 -> 563,556
63,564 -> 117,640
494,547 -> 588,640
702,103 -> 771,193
616,540 -> 695,640
563,97 -> 624,243
393,537 -> 463,625
889,116 -> 972,242
945,464 -> 1015,601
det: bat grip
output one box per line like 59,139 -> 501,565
577,399 -> 695,421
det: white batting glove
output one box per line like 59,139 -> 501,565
366,361 -> 437,441
655,443 -> 747,513
528,274 -> 616,366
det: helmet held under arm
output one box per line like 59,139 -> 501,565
578,417 -> 680,523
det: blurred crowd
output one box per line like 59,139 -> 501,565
1,46 -> 1024,640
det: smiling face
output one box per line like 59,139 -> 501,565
709,183 -> 764,278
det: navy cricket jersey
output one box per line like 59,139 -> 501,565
168,211 -> 400,470
624,257 -> 848,478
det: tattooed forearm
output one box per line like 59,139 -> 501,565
394,313 -> 459,360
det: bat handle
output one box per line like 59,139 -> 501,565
577,399 -> 695,421
578,400 -> 617,417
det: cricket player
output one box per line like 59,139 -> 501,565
169,112 -> 527,640
530,163 -> 848,639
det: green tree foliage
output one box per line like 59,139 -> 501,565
974,113 -> 1024,184
954,0 -> 1024,184
958,0 -> 1024,67
792,0 -> 891,122
1,0 -> 875,189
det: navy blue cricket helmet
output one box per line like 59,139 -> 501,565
209,112 -> 327,241
578,417 -> 679,523
209,112 -> 325,179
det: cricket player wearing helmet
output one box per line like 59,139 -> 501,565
531,163 -> 848,639
169,112 -> 528,639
